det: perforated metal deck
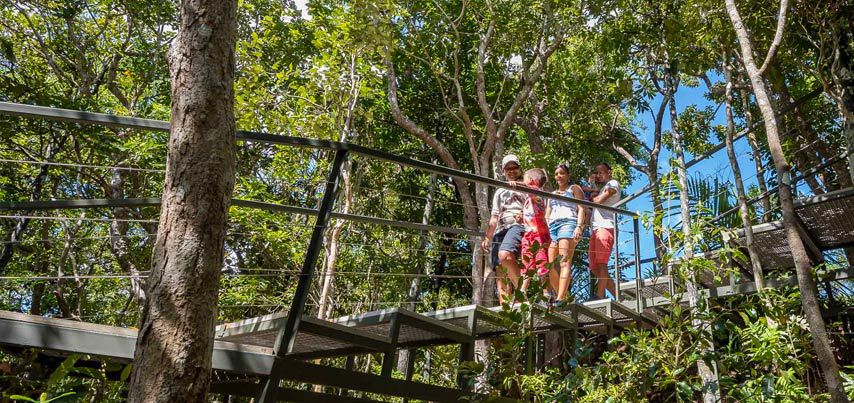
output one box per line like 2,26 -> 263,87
734,187 -> 854,269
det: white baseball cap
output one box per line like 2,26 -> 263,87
501,154 -> 520,168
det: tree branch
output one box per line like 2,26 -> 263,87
756,0 -> 789,76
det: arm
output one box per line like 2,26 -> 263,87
481,214 -> 499,252
482,191 -> 502,251
571,185 -> 586,240
544,199 -> 551,221
591,186 -> 617,204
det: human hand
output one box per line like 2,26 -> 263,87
481,237 -> 491,252
508,181 -> 518,189
514,213 -> 523,224
573,227 -> 582,241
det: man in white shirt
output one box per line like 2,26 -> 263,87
588,163 -> 620,299
480,155 -> 525,304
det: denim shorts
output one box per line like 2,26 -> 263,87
490,225 -> 523,269
548,218 -> 578,240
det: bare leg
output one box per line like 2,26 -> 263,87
498,250 -> 521,301
547,243 -> 560,295
591,262 -> 615,298
496,274 -> 507,305
557,238 -> 578,301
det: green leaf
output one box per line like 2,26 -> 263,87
120,364 -> 133,382
46,354 -> 80,388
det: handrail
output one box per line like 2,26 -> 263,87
0,198 -> 481,236
0,102 -> 636,217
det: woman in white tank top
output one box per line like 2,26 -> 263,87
545,163 -> 587,302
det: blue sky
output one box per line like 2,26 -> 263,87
616,76 -> 768,276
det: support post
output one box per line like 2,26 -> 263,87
456,311 -> 477,390
614,217 -> 621,301
381,313 -> 402,378
256,150 -> 349,403
340,356 -> 356,397
402,349 -> 417,403
633,216 -> 643,312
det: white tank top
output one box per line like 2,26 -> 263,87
548,188 -> 579,222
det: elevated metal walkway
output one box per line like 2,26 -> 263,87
0,102 -> 852,401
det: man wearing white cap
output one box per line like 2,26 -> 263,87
480,154 -> 525,304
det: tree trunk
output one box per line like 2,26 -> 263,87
727,1 -> 848,400
29,282 -> 45,316
397,173 -> 437,373
831,21 -> 854,184
316,159 -> 353,321
770,63 -> 851,190
724,54 -> 765,290
128,0 -> 237,401
316,52 -> 362,322
738,85 -> 774,222
107,168 -> 147,308
670,88 -> 721,402
0,135 -> 66,274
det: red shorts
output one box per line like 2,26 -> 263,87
521,232 -> 551,277
589,228 -> 614,265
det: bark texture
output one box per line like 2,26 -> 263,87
727,1 -> 848,400
724,55 -> 765,290
670,87 -> 720,402
831,20 -> 854,183
128,0 -> 237,401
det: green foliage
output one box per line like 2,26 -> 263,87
10,392 -> 75,403
0,0 -> 852,401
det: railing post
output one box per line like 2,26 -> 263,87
256,149 -> 349,403
613,216 -> 620,302
633,215 -> 643,312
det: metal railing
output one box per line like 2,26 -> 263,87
0,101 -> 649,400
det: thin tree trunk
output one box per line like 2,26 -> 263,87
315,53 -> 361,322
738,85 -> 773,222
727,1 -> 848,400
29,282 -> 45,316
107,168 -> 147,308
55,215 -> 85,320
724,54 -> 765,290
0,136 -> 66,274
831,21 -> 854,184
670,88 -> 721,402
128,0 -> 237,400
316,159 -> 353,321
397,173 -> 437,373
770,64 -> 851,189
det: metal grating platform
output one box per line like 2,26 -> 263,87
618,276 -> 673,300
794,188 -> 854,248
216,312 -> 391,359
735,188 -> 854,270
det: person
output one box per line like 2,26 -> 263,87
588,163 -> 621,299
519,168 -> 551,292
481,155 -> 525,304
545,163 -> 587,302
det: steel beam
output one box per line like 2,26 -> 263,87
265,357 -> 517,403
614,218 -> 621,302
638,267 -> 854,308
257,149 -> 348,403
0,311 -> 275,375
380,313 -> 401,378
793,216 -> 824,264
633,216 -> 644,312
211,382 -> 382,403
